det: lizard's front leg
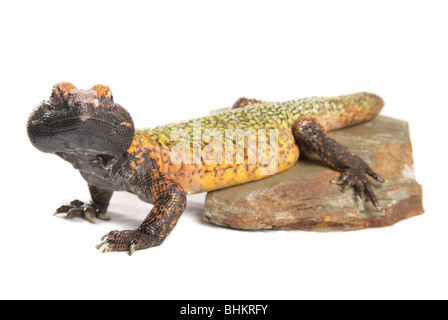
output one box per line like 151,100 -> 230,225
54,184 -> 113,223
292,116 -> 384,209
97,173 -> 187,255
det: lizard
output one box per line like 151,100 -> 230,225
27,82 -> 385,255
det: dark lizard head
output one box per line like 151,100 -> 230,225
27,82 -> 135,156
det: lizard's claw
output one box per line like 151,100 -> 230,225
331,164 -> 384,211
54,200 -> 111,223
96,230 -> 161,255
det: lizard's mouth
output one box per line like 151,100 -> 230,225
27,100 -> 135,156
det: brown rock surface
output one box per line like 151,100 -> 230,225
203,116 -> 424,231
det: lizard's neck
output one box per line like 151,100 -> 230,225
56,151 -> 129,191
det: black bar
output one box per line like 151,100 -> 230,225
152,300 -> 302,318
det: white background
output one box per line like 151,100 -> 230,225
1,0 -> 447,300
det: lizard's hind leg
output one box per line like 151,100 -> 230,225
292,116 -> 384,210
232,97 -> 266,109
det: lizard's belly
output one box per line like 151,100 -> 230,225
197,144 -> 299,193
132,107 -> 300,194
167,128 -> 300,194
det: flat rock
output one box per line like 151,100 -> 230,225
203,116 -> 424,231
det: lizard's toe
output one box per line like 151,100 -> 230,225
54,200 -> 110,223
96,230 -> 162,255
332,167 -> 384,211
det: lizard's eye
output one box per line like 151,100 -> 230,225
50,82 -> 77,106
91,84 -> 113,101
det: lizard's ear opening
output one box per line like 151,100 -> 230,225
91,84 -> 113,101
50,82 -> 77,106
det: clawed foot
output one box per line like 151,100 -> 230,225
96,230 -> 162,255
331,165 -> 385,210
54,200 -> 111,223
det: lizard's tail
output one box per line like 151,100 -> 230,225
285,92 -> 384,131
317,92 -> 385,131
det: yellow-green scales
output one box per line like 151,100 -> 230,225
127,92 -> 383,194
